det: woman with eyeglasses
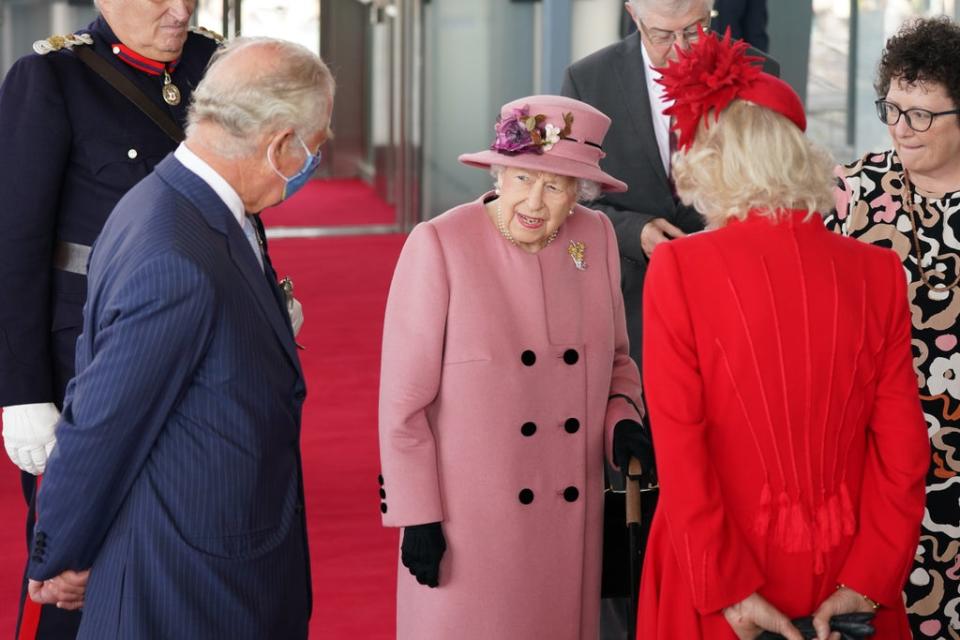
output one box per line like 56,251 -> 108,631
829,16 -> 960,639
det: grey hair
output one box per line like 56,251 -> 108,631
489,164 -> 602,203
186,37 -> 335,157
629,0 -> 714,18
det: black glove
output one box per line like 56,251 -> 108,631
612,419 -> 657,487
400,522 -> 446,588
756,612 -> 876,640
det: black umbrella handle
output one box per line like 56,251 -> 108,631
625,458 -> 643,525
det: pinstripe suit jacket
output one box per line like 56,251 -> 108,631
27,156 -> 311,640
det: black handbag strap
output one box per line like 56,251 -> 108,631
74,45 -> 184,143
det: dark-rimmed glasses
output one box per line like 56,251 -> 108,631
875,99 -> 960,132
638,16 -> 711,48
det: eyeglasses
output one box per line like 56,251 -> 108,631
639,16 -> 711,48
875,99 -> 960,132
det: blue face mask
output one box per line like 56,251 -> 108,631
268,135 -> 322,201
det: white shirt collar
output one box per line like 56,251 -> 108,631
641,43 -> 673,175
174,143 -> 246,226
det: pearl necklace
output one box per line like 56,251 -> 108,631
496,200 -> 559,250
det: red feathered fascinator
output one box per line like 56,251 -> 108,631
655,27 -> 806,151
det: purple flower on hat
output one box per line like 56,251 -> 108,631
492,107 -> 540,155
491,106 -> 574,156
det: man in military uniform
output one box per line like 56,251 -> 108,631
0,1 -> 220,637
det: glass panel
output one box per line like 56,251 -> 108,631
240,1 -> 320,55
195,0 -> 224,35
807,0 -> 852,159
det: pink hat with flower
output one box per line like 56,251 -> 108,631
458,95 -> 628,193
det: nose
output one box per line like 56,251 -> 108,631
526,180 -> 545,209
168,0 -> 195,22
893,115 -> 914,138
676,35 -> 693,50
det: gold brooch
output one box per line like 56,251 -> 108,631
568,240 -> 587,271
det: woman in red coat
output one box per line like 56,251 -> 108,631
637,31 -> 929,639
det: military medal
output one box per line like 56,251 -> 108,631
568,240 -> 587,271
162,71 -> 181,106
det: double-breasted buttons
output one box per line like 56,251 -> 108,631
379,488 -> 386,499
518,488 -> 535,504
380,502 -> 388,514
521,422 -> 537,437
127,148 -> 138,160
378,474 -> 384,486
563,486 -> 579,502
564,418 -> 580,434
563,349 -> 579,365
521,350 -> 536,366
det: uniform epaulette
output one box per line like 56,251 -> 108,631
190,26 -> 225,44
32,33 -> 94,55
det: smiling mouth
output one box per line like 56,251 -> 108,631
516,213 -> 545,229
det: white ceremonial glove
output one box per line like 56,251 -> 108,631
288,296 -> 304,337
2,403 -> 60,475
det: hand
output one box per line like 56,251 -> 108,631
723,592 -> 804,640
401,522 -> 446,588
28,569 -> 89,610
2,403 -> 60,475
287,296 -> 304,336
612,419 -> 656,486
812,587 -> 876,640
640,217 -> 686,257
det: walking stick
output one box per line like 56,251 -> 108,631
625,457 -> 644,638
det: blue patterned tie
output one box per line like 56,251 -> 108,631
241,215 -> 264,271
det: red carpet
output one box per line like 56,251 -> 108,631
0,233 -> 406,638
265,178 -> 396,227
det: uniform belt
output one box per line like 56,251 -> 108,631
53,241 -> 92,276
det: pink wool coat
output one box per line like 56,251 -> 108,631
378,193 -> 643,640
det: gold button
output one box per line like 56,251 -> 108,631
127,149 -> 138,159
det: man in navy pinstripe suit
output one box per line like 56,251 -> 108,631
24,37 -> 334,639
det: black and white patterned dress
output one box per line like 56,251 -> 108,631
829,149 -> 960,639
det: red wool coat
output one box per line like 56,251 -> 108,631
638,210 -> 928,639
378,194 -> 643,639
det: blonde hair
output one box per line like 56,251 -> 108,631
672,100 -> 835,226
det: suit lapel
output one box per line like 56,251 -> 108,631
154,156 -> 303,376
224,220 -> 303,375
614,34 -> 670,186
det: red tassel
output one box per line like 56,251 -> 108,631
753,483 -> 772,537
828,494 -> 842,546
814,550 -> 826,575
784,501 -> 813,553
840,483 -> 855,535
774,491 -> 790,543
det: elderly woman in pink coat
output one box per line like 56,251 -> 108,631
377,94 -> 652,639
